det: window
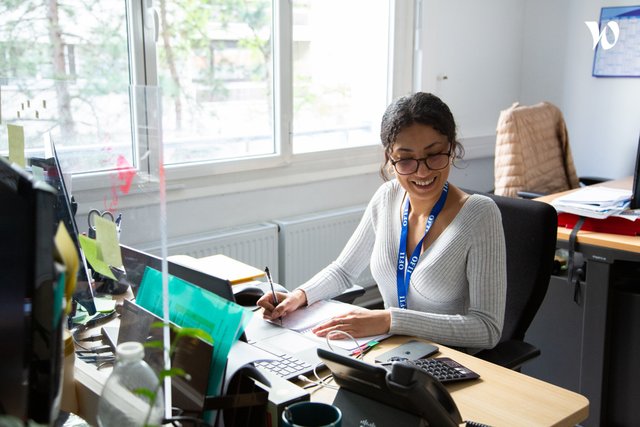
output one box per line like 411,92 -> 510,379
1,0 -> 409,180
0,1 -> 133,175
291,1 -> 389,154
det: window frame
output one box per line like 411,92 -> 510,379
71,0 -> 415,197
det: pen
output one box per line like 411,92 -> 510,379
265,267 -> 282,325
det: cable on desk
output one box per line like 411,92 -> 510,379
325,330 -> 364,359
297,362 -> 339,391
465,420 -> 493,427
70,326 -> 95,351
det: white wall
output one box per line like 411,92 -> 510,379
516,0 -> 639,179
560,0 -> 640,179
419,0 -> 526,139
419,0 -> 639,183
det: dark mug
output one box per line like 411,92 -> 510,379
282,401 -> 342,427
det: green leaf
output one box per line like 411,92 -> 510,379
159,367 -> 188,380
133,387 -> 156,400
144,340 -> 164,349
176,327 -> 213,343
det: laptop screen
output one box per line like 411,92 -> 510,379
117,299 -> 213,413
119,244 -> 235,302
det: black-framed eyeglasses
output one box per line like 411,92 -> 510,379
390,151 -> 452,175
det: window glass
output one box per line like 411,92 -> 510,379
155,0 -> 274,165
0,1 -> 132,174
1,0 -> 398,175
291,0 -> 390,154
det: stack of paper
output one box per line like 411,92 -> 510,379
272,299 -> 391,351
551,186 -> 632,219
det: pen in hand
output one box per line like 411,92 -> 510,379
265,267 -> 282,325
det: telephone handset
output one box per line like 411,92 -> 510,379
318,348 -> 462,427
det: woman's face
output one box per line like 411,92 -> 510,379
389,123 -> 452,206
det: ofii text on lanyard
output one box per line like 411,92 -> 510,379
396,182 -> 449,309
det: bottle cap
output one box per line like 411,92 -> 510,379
116,341 -> 145,362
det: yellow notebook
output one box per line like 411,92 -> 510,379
167,254 -> 266,284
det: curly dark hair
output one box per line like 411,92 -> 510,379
379,92 -> 464,180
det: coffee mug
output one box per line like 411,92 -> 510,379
282,401 -> 342,427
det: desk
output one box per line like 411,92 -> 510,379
524,178 -> 640,426
73,330 -> 588,426
311,336 -> 588,427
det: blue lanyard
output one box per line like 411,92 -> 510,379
396,182 -> 449,309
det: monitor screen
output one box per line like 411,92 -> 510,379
29,140 -> 97,315
631,134 -> 640,210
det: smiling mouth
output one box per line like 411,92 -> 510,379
412,176 -> 437,187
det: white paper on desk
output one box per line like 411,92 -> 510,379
552,202 -> 629,219
553,186 -> 631,206
276,300 -> 359,332
272,300 -> 391,351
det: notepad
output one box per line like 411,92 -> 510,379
273,299 -> 391,351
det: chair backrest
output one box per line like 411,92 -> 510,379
470,191 -> 558,343
494,102 -> 580,197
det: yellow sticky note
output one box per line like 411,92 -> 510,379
94,296 -> 116,313
94,215 -> 123,269
54,223 -> 79,314
7,124 -> 25,168
78,234 -> 116,280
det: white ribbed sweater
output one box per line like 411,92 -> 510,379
299,180 -> 507,351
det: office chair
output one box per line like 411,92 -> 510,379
468,191 -> 558,370
332,284 -> 366,304
493,102 -> 606,199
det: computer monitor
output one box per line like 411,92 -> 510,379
29,140 -> 97,315
119,244 -> 235,302
0,157 -> 63,424
630,134 -> 640,210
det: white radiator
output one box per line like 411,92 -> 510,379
141,222 -> 280,281
273,206 -> 377,300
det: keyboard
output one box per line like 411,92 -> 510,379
254,354 -> 313,380
404,357 -> 480,383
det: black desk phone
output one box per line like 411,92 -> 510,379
318,348 -> 463,427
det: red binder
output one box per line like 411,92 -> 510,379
557,213 -> 640,236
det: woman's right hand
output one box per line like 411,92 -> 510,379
257,288 -> 307,320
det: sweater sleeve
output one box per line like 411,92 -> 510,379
298,184 -> 386,304
388,198 -> 507,350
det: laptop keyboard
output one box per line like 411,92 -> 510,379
255,354 -> 313,379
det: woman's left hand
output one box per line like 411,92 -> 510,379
311,308 -> 391,339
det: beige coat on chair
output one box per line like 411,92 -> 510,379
494,102 -> 580,197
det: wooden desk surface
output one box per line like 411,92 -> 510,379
310,336 -> 589,427
536,177 -> 640,253
73,317 -> 589,427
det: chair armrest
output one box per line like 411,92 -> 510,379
516,190 -> 546,200
474,340 -> 541,370
331,284 -> 366,304
578,176 -> 610,186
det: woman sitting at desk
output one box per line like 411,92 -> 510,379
258,92 -> 507,351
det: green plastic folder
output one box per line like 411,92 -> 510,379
136,266 -> 252,401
